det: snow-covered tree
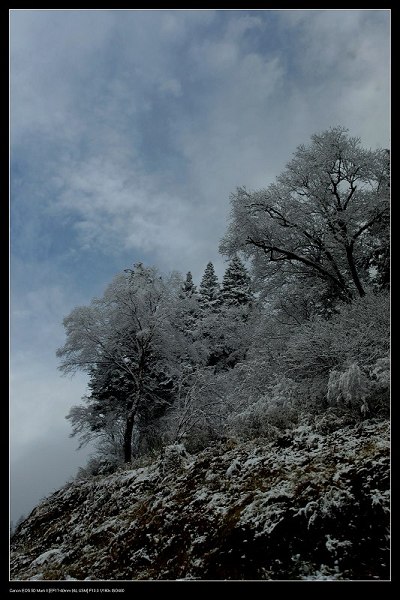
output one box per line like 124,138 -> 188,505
220,127 -> 389,306
66,364 -> 129,459
182,271 -> 197,297
199,262 -> 220,310
197,306 -> 256,372
58,264 -> 187,462
176,271 -> 201,349
161,366 -> 231,450
221,256 -> 254,307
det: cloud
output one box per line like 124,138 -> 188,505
11,432 -> 92,523
10,339 -> 91,522
10,277 -> 93,522
12,10 -> 389,274
10,358 -> 88,459
272,10 -> 390,147
158,78 -> 183,97
11,10 -> 115,144
48,152 -> 205,273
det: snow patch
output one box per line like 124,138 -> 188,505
31,548 -> 64,567
226,458 -> 241,477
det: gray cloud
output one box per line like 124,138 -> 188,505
11,434 -> 92,524
10,353 -> 92,522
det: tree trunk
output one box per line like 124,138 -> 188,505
123,352 -> 146,463
123,393 -> 140,463
345,244 -> 365,297
123,410 -> 135,463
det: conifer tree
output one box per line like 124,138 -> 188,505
182,271 -> 197,297
199,262 -> 220,309
221,256 -> 254,306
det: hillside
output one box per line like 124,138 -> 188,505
10,419 -> 389,581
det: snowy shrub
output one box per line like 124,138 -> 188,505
366,356 -> 390,417
277,292 -> 389,416
129,452 -> 159,470
160,367 -> 231,451
327,363 -> 370,413
227,406 -> 281,442
75,456 -> 119,480
312,408 -> 356,434
370,357 -> 390,389
159,443 -> 190,476
227,378 -> 299,441
327,357 -> 389,418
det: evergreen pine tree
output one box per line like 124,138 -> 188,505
176,271 -> 200,352
221,256 -> 254,306
182,271 -> 197,297
199,262 -> 220,309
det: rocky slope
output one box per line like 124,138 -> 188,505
10,419 -> 390,581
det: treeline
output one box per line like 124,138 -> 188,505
57,127 -> 390,474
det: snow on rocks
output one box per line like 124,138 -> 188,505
30,548 -> 65,567
10,419 -> 389,581
225,457 -> 241,477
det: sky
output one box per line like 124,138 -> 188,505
10,9 -> 390,524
